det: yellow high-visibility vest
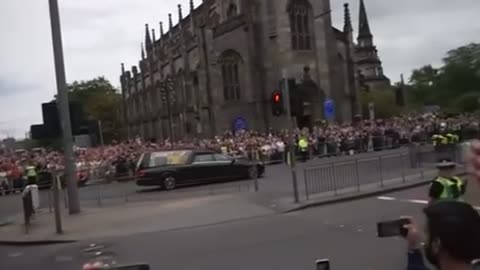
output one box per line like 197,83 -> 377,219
433,176 -> 465,200
298,139 -> 308,151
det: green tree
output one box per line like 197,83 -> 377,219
361,89 -> 401,119
67,77 -> 122,143
408,43 -> 480,111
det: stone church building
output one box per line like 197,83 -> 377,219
120,0 -> 389,140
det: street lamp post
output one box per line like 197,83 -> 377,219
282,70 -> 300,203
48,0 -> 80,214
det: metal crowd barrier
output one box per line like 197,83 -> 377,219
303,142 -> 470,200
242,135 -> 475,166
303,150 -> 416,200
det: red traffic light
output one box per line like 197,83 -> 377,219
272,91 -> 281,103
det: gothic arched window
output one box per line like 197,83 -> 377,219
288,0 -> 313,51
227,3 -> 238,19
219,50 -> 242,101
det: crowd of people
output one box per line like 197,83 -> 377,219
0,112 -> 479,190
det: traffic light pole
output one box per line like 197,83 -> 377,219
282,70 -> 300,203
48,0 -> 80,214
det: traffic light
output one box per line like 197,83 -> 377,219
272,90 -> 284,116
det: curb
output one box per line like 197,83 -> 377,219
0,239 -> 77,246
283,172 -> 468,213
0,221 -> 13,227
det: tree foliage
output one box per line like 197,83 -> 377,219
67,77 -> 122,143
407,43 -> 480,111
361,89 -> 401,119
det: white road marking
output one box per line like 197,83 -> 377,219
8,252 -> 22,258
377,196 -> 396,201
407,199 -> 429,204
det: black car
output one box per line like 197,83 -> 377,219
135,150 -> 265,190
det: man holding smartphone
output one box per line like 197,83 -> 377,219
404,201 -> 480,270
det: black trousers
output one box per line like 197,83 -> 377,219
300,150 -> 308,162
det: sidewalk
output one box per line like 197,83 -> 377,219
0,193 -> 275,245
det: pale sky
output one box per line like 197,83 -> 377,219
1,0 -> 479,138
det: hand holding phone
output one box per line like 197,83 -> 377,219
377,218 -> 411,238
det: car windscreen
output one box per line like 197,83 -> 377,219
148,151 -> 190,167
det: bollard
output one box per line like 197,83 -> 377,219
22,189 -> 33,234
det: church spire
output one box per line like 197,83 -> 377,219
178,4 -> 183,21
168,13 -> 173,31
141,42 -> 145,59
190,0 -> 194,12
358,0 -> 372,38
152,28 -> 156,42
178,4 -> 183,30
160,22 -> 164,37
343,3 -> 352,33
145,24 -> 152,50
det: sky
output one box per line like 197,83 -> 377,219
0,0 -> 479,138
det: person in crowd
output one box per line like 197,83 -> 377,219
25,160 -> 38,185
298,134 -> 309,162
0,112 -> 478,176
428,159 -> 466,204
405,201 -> 480,270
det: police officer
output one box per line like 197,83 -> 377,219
432,122 -> 458,161
25,162 -> 38,185
298,136 -> 309,162
428,159 -> 466,204
445,132 -> 459,145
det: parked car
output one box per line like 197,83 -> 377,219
135,150 -> 265,190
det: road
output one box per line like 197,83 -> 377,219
0,148 -> 413,219
5,184 -> 474,270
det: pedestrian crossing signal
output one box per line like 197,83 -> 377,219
272,91 -> 284,116
273,93 -> 281,103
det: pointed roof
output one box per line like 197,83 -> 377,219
145,24 -> 152,49
168,13 -> 173,30
343,3 -> 352,33
358,0 -> 372,38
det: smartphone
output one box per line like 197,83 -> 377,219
377,218 -> 410,237
316,259 -> 330,270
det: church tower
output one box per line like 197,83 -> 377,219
355,0 -> 390,90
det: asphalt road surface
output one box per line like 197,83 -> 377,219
0,149 -> 413,219
5,185 -> 474,270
